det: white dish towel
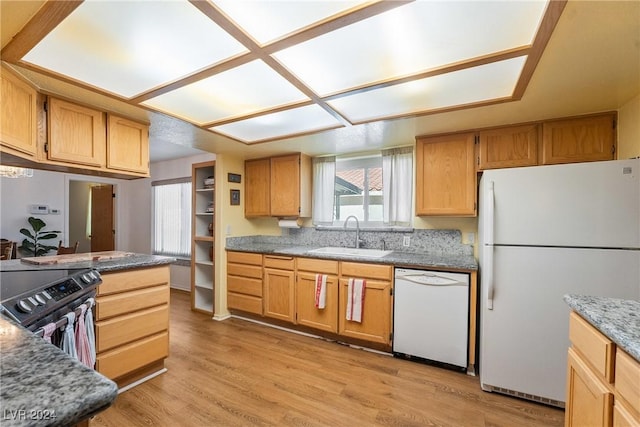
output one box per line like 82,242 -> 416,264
315,274 -> 328,309
60,312 -> 78,360
346,278 -> 366,323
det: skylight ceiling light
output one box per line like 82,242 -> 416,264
6,0 -> 562,144
22,0 -> 247,98
213,0 -> 368,45
328,56 -> 528,123
273,1 -> 548,96
143,60 -> 310,126
211,104 -> 343,143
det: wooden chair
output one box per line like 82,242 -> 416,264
0,240 -> 14,260
57,240 -> 79,255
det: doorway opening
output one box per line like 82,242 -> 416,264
69,180 -> 116,253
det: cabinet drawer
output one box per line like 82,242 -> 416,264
615,350 -> 640,413
569,312 -> 615,382
264,255 -> 295,270
96,305 -> 169,352
97,331 -> 168,380
227,263 -> 262,279
227,275 -> 262,297
97,284 -> 168,321
227,251 -> 262,265
98,266 -> 170,296
341,262 -> 392,281
228,292 -> 263,315
297,257 -> 339,275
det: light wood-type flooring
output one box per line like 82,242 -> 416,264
91,290 -> 564,427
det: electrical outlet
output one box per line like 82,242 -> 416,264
226,224 -> 232,236
402,235 -> 410,247
466,232 -> 475,244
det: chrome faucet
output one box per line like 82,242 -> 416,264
344,215 -> 362,248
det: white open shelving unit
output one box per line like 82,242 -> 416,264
191,161 -> 215,314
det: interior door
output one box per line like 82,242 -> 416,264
91,184 -> 114,251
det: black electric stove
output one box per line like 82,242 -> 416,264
0,268 -> 101,330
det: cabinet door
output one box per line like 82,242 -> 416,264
47,97 -> 106,167
542,114 -> 615,165
416,133 -> 476,216
613,402 -> 639,427
245,158 -> 271,217
565,347 -> 614,427
478,124 -> 538,170
0,67 -> 37,156
338,278 -> 392,345
296,272 -> 339,333
264,268 -> 295,323
107,114 -> 149,174
270,154 -> 300,217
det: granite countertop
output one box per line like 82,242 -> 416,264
0,318 -> 118,426
564,295 -> 640,362
225,242 -> 478,271
0,253 -> 176,272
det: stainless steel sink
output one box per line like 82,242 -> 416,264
307,247 -> 392,258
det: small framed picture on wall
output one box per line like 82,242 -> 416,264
230,189 -> 240,206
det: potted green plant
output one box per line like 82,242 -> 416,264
19,216 -> 61,257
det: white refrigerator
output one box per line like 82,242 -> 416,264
478,158 -> 640,406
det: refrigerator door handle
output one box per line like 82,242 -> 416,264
485,181 -> 495,310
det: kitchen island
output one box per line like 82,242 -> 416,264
563,295 -> 640,426
0,253 -> 176,389
0,317 -> 118,427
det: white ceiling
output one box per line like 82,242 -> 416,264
1,0 -> 639,163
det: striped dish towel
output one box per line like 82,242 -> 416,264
346,278 -> 366,323
74,303 -> 94,368
315,274 -> 328,309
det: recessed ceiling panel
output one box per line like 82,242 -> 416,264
274,1 -> 548,96
210,104 -> 343,142
143,60 -> 310,125
22,0 -> 247,98
328,56 -> 527,123
213,1 -> 367,45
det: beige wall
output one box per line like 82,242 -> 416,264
618,94 -> 640,159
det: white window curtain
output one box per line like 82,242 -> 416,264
152,178 -> 192,257
312,156 -> 336,225
382,147 -> 413,226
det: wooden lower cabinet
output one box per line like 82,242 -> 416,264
296,258 -> 339,333
263,255 -> 296,323
227,251 -> 263,315
338,278 -> 392,345
565,311 -> 640,427
565,347 -> 614,427
95,265 -> 170,387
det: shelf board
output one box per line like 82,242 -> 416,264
196,187 -> 214,192
194,260 -> 214,266
194,282 -> 213,290
195,212 -> 214,216
194,236 -> 214,242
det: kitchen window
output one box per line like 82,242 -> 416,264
152,178 -> 191,258
313,147 -> 413,228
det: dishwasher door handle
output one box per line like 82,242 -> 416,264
397,274 -> 467,287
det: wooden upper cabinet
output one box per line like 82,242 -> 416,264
245,158 -> 271,217
542,114 -> 616,165
478,124 -> 539,170
245,153 -> 311,218
47,97 -> 106,167
107,114 -> 149,175
1,66 -> 37,157
416,133 -> 477,216
271,153 -> 311,217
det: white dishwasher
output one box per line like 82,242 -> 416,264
393,268 -> 469,370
